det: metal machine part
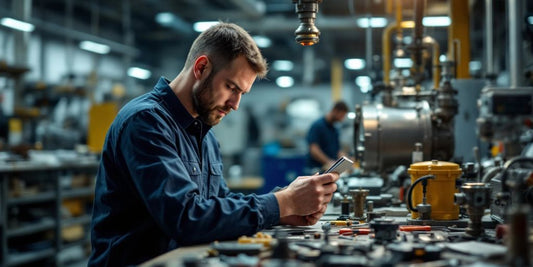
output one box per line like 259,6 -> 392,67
454,182 -> 492,237
476,87 -> 533,157
489,157 -> 533,223
350,189 -> 369,221
355,101 -> 433,172
337,195 -> 351,220
292,0 -> 322,46
371,219 -> 399,243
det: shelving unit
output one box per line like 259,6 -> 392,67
0,156 -> 98,266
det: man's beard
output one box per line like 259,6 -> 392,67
192,74 -> 230,126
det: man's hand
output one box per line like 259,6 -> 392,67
274,172 -> 339,220
278,200 -> 328,226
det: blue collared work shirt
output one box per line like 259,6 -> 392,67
89,77 -> 280,266
306,117 -> 341,169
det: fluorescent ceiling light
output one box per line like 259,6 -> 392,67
253,35 -> 271,48
0,17 -> 34,32
357,17 -> 387,28
193,21 -> 219,32
272,60 -> 294,71
128,67 -> 151,80
344,58 -> 366,70
394,58 -> 413,68
355,76 -> 372,93
156,12 -> 174,25
422,16 -> 451,27
276,76 -> 294,88
79,41 -> 110,54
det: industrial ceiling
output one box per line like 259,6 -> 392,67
1,0 -> 529,86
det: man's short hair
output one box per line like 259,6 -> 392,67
332,101 -> 349,112
184,22 -> 268,78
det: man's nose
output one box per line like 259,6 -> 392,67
227,93 -> 241,111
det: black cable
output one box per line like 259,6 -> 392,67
406,174 -> 435,212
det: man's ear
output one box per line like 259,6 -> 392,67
193,55 -> 212,80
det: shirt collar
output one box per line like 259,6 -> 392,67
153,76 -> 212,137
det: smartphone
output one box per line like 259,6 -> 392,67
324,156 -> 354,174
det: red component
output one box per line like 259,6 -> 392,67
338,228 -> 353,235
495,224 -> 509,239
353,228 -> 371,235
399,225 -> 431,232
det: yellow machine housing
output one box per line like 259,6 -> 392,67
408,160 -> 462,220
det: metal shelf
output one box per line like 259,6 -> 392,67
7,191 -> 56,205
1,156 -> 98,267
7,248 -> 55,266
62,187 -> 94,199
6,219 -> 56,237
62,214 -> 92,228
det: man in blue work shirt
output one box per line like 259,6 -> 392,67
306,101 -> 349,173
89,22 -> 339,266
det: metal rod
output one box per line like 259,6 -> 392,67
485,0 -> 494,75
509,0 -> 524,88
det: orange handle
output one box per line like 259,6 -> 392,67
399,225 -> 431,232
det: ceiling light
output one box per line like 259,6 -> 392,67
193,21 -> 219,32
252,35 -> 271,48
401,21 -> 415,28
344,58 -> 366,70
272,60 -> 294,71
0,17 -> 34,32
394,58 -> 413,68
127,67 -> 151,80
422,16 -> 451,27
528,16 -> 533,25
469,61 -> 482,71
155,12 -> 174,25
355,76 -> 372,93
276,76 -> 294,88
79,41 -> 110,54
347,112 -> 356,119
356,17 -> 387,28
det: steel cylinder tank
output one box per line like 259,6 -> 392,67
355,101 -> 433,172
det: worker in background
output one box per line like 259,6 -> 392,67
89,22 -> 339,266
306,101 -> 349,173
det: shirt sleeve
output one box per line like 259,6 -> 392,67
117,110 -> 280,245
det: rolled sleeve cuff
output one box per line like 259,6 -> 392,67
257,193 -> 280,229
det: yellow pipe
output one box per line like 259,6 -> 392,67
382,22 -> 396,86
448,0 -> 470,79
331,58 -> 342,101
383,21 -> 415,86
386,0 -> 393,14
382,0 -> 404,86
395,0 -> 403,37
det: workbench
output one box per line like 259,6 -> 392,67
140,205 -> 513,267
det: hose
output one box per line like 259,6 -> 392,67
481,166 -> 503,184
406,174 -> 435,212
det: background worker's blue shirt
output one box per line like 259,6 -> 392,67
89,77 -> 280,266
306,117 -> 340,169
